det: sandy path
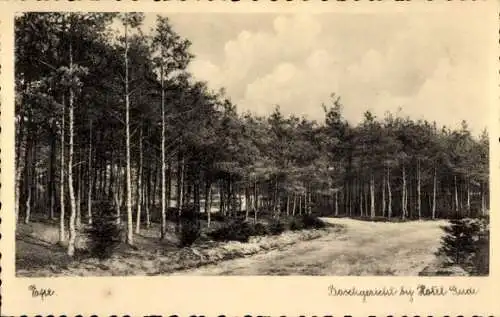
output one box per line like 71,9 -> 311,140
173,218 -> 447,276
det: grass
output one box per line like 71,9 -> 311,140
16,214 -> 466,277
16,216 -> 336,277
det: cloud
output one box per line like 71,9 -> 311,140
188,14 -> 325,100
184,12 -> 490,134
238,50 -> 340,120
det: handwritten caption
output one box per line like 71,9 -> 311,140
328,284 -> 478,303
28,285 -> 56,301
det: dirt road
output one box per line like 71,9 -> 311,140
174,218 -> 447,276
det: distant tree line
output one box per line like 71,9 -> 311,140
15,12 -> 489,256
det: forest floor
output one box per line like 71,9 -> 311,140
15,217 -> 340,277
16,217 -> 460,276
173,218 -> 459,276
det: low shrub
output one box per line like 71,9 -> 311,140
208,219 -> 254,242
289,218 -> 304,231
437,217 -> 490,275
177,207 -> 201,247
85,201 -> 122,260
253,222 -> 269,236
268,220 -> 286,235
179,219 -> 201,247
471,229 -> 489,275
301,214 -> 326,229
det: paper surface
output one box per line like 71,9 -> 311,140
1,1 -> 498,315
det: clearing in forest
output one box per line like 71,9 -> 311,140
173,217 -> 449,276
17,217 -> 450,276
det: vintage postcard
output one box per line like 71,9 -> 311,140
0,0 -> 499,316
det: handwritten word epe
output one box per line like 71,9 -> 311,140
28,285 -> 55,300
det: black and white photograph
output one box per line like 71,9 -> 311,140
13,10 -> 491,279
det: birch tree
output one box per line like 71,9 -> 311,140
152,15 -> 192,239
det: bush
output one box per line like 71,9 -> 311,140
178,207 -> 201,247
301,214 -> 325,229
85,201 -> 122,260
268,220 -> 285,235
208,219 -> 254,242
289,218 -> 305,231
437,217 -> 490,275
199,212 -> 226,222
253,222 -> 269,236
471,230 -> 489,275
179,219 -> 201,247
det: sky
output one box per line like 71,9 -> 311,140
138,12 -> 492,136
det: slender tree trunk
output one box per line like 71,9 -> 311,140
146,162 -> 152,228
227,176 -> 232,217
143,183 -> 150,228
33,159 -> 38,209
251,188 -> 256,221
481,182 -> 486,215
102,158 -> 108,199
298,194 -> 302,216
151,159 -> 158,211
167,158 -> 172,208
80,158 -> 85,224
195,177 -> 201,214
365,183 -> 369,216
432,166 -> 437,219
59,96 -> 66,242
25,185 -> 31,224
219,181 -> 225,216
402,164 -> 407,220
370,174 -> 375,218
307,187 -> 312,215
253,186 -> 258,222
67,41 -> 77,256
454,175 -> 459,215
292,193 -> 297,216
459,181 -> 463,212
348,180 -> 352,216
135,127 -> 143,234
106,154 -> 112,199
244,186 -> 250,220
387,168 -> 392,219
408,178 -> 413,219
15,136 -> 23,223
124,23 -> 134,245
272,175 -> 278,217
286,194 -> 290,216
48,121 -> 56,220
381,172 -> 386,217
467,175 -> 470,215
24,138 -> 33,224
417,159 -> 421,219
76,150 -> 82,229
359,182 -> 363,217
335,191 -> 339,216
205,181 -> 212,227
114,189 -> 122,226
97,166 -> 103,200
179,155 -> 185,216
87,120 -> 93,225
160,64 -> 167,239
115,163 -> 122,225
145,153 -> 151,228
304,191 -> 308,215
15,109 -> 26,224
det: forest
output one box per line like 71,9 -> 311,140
15,12 -> 489,261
